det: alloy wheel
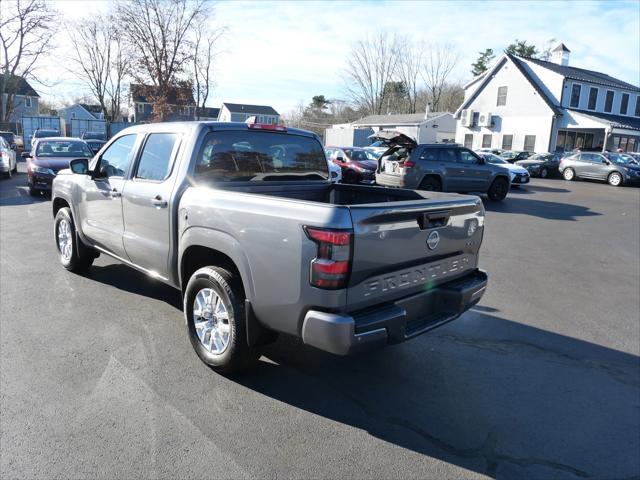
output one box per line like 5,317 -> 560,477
193,288 -> 231,354
57,219 -> 73,262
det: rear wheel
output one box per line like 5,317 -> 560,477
419,177 -> 442,192
540,167 -> 548,178
54,207 -> 95,272
607,171 -> 623,186
563,168 -> 575,181
3,168 -> 11,179
487,177 -> 509,201
184,266 -> 260,374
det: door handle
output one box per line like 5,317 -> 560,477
151,195 -> 168,208
109,188 -> 121,198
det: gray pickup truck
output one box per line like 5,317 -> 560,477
51,121 -> 487,373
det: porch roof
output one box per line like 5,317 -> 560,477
565,108 -> 640,132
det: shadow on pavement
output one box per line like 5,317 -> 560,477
84,263 -> 183,309
238,312 -> 639,479
0,172 -> 49,206
509,184 -> 571,195
483,197 -> 600,221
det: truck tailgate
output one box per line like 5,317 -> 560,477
346,193 -> 484,311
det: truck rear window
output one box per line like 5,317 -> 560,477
194,131 -> 329,182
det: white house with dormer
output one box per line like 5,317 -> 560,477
455,44 -> 640,153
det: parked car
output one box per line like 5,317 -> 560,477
559,151 -> 640,186
30,128 -> 60,150
0,131 -> 18,151
23,137 -> 93,195
476,147 -> 504,156
51,120 -> 488,373
476,152 -> 530,187
500,150 -> 532,163
81,131 -> 107,153
515,152 -> 562,178
374,131 -> 512,201
0,137 -> 18,179
325,146 -> 377,184
622,152 -> 640,165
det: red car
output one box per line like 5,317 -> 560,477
324,146 -> 377,184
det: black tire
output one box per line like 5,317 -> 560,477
563,168 -> 575,181
539,167 -> 548,178
28,185 -> 38,196
54,207 -> 95,272
3,168 -> 11,179
184,266 -> 260,374
607,171 -> 623,187
419,176 -> 442,191
487,177 -> 509,201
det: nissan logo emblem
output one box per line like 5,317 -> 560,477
427,231 -> 440,250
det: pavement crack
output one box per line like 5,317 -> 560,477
434,333 -> 640,387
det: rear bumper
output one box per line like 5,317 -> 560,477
375,172 -> 405,188
302,268 -> 488,355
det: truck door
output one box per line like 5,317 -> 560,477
121,132 -> 181,280
79,133 -> 139,259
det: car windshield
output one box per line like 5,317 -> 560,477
83,132 -> 106,140
195,130 -> 329,182
500,151 -> 517,159
0,132 -> 15,142
365,150 -> 382,160
529,154 -> 551,161
344,149 -> 370,161
369,141 -> 390,148
35,140 -> 93,157
483,153 -> 508,164
35,130 -> 59,138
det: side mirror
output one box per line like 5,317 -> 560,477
69,158 -> 89,175
21,151 -> 31,158
336,156 -> 345,162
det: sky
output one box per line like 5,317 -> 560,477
42,0 -> 640,116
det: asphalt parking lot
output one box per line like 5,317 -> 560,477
1,163 -> 639,479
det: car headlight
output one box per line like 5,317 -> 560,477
509,172 -> 516,181
32,165 -> 55,175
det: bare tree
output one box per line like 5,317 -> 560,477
396,37 -> 423,114
68,15 -> 130,121
192,23 -> 224,119
115,0 -> 210,121
421,43 -> 459,112
344,31 -> 400,115
0,0 -> 56,122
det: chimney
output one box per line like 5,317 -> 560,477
551,43 -> 570,66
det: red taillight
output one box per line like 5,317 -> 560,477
247,123 -> 287,132
404,160 -> 415,168
305,227 -> 353,289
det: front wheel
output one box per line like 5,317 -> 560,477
607,171 -> 623,186
54,207 -> 95,272
487,177 -> 509,201
419,177 -> 442,192
563,168 -> 575,181
184,266 -> 260,374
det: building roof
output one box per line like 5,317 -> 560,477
352,112 -> 449,126
197,107 -> 220,119
79,104 -> 103,115
3,74 -> 39,97
553,43 -> 571,53
222,103 -> 279,115
130,84 -> 195,106
566,108 -> 640,131
523,56 -> 639,91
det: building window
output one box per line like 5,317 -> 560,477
523,135 -> 536,152
635,96 -> 640,117
620,93 -> 629,115
25,96 -> 32,108
464,134 -> 473,149
137,103 -> 144,113
588,87 -> 598,110
604,90 -> 614,112
570,84 -> 581,108
496,86 -> 508,107
556,131 -> 566,151
501,134 -> 513,150
482,134 -> 492,148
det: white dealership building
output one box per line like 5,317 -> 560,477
455,44 -> 640,153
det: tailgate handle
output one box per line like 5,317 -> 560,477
419,210 -> 451,229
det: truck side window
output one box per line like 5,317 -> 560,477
135,133 -> 178,181
98,134 -> 137,178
